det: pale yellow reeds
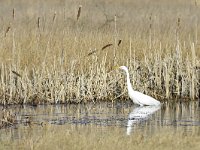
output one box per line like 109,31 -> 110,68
0,0 -> 199,105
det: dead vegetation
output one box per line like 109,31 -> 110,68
0,109 -> 16,129
0,0 -> 199,105
1,124 -> 200,150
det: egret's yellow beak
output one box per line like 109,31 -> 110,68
107,65 -> 120,73
113,66 -> 120,70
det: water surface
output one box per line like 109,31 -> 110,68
0,101 -> 200,140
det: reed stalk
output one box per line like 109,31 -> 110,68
0,0 -> 199,105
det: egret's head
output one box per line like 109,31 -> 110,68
119,66 -> 128,72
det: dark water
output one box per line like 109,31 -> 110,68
0,101 -> 200,139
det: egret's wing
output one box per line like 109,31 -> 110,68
132,91 -> 160,106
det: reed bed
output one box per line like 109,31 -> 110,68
0,0 -> 199,105
0,109 -> 16,129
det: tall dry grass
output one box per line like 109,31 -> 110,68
0,0 -> 199,105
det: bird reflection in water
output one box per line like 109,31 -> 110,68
127,105 -> 161,135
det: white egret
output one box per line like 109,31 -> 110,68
119,66 -> 160,106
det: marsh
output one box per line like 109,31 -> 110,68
0,101 -> 200,149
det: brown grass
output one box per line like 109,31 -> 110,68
0,0 -> 199,105
0,109 -> 16,128
1,125 -> 200,150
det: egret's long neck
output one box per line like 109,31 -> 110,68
124,69 -> 134,92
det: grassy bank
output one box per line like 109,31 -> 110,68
1,125 -> 200,150
0,0 -> 199,105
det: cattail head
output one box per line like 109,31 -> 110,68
149,15 -> 152,21
118,40 -> 122,46
195,0 -> 198,7
87,50 -> 97,56
53,11 -> 57,22
37,17 -> 40,29
77,5 -> 82,21
5,26 -> 11,37
12,70 -> 21,78
102,44 -> 113,50
12,8 -> 15,20
149,14 -> 152,29
177,17 -> 181,28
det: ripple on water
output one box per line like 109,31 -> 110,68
0,101 -> 200,138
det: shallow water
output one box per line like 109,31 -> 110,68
0,101 -> 200,140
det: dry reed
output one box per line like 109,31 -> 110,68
0,0 -> 199,105
0,109 -> 16,129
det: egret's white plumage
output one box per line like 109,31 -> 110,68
119,66 -> 160,106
